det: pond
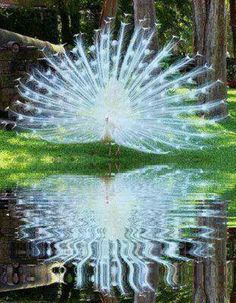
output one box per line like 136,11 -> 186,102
0,165 -> 235,303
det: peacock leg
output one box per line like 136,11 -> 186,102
115,163 -> 120,172
108,142 -> 112,156
115,145 -> 121,157
108,162 -> 112,176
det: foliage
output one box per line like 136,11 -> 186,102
0,0 -> 233,56
0,0 -> 194,48
227,58 -> 236,86
156,0 -> 193,50
0,6 -> 59,43
14,0 -> 103,44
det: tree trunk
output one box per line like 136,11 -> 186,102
100,0 -> 118,27
133,0 -> 158,50
230,261 -> 236,302
70,11 -> 80,37
193,202 -> 227,303
230,0 -> 236,58
99,293 -> 119,303
0,28 -> 64,53
192,0 -> 228,117
57,0 -> 72,44
229,228 -> 236,302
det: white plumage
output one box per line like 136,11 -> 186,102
11,22 -> 225,154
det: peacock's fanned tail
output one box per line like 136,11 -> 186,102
11,22 -> 226,154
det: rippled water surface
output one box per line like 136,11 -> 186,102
0,166 -> 235,302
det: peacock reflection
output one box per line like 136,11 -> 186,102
14,166 -> 225,295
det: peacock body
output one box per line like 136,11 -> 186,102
11,22 -> 226,154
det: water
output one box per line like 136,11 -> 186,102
0,166 -> 235,302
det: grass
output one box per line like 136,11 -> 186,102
0,89 -> 235,189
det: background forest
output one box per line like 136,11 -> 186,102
0,0 -> 235,53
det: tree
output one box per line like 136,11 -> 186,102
100,0 -> 118,26
193,201 -> 227,303
155,0 -> 192,50
0,28 -> 64,52
15,0 -> 73,43
133,0 -> 158,49
192,0 -> 228,117
68,1 -> 81,38
229,0 -> 236,58
56,0 -> 72,43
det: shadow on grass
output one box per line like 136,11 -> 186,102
0,127 -> 235,189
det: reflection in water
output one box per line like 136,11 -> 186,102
9,166 -> 226,298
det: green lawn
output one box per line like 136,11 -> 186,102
0,89 -> 235,189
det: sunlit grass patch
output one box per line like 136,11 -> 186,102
0,89 -> 235,189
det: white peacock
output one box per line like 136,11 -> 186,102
10,22 -> 226,154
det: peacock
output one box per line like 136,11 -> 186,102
10,21 -> 226,154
